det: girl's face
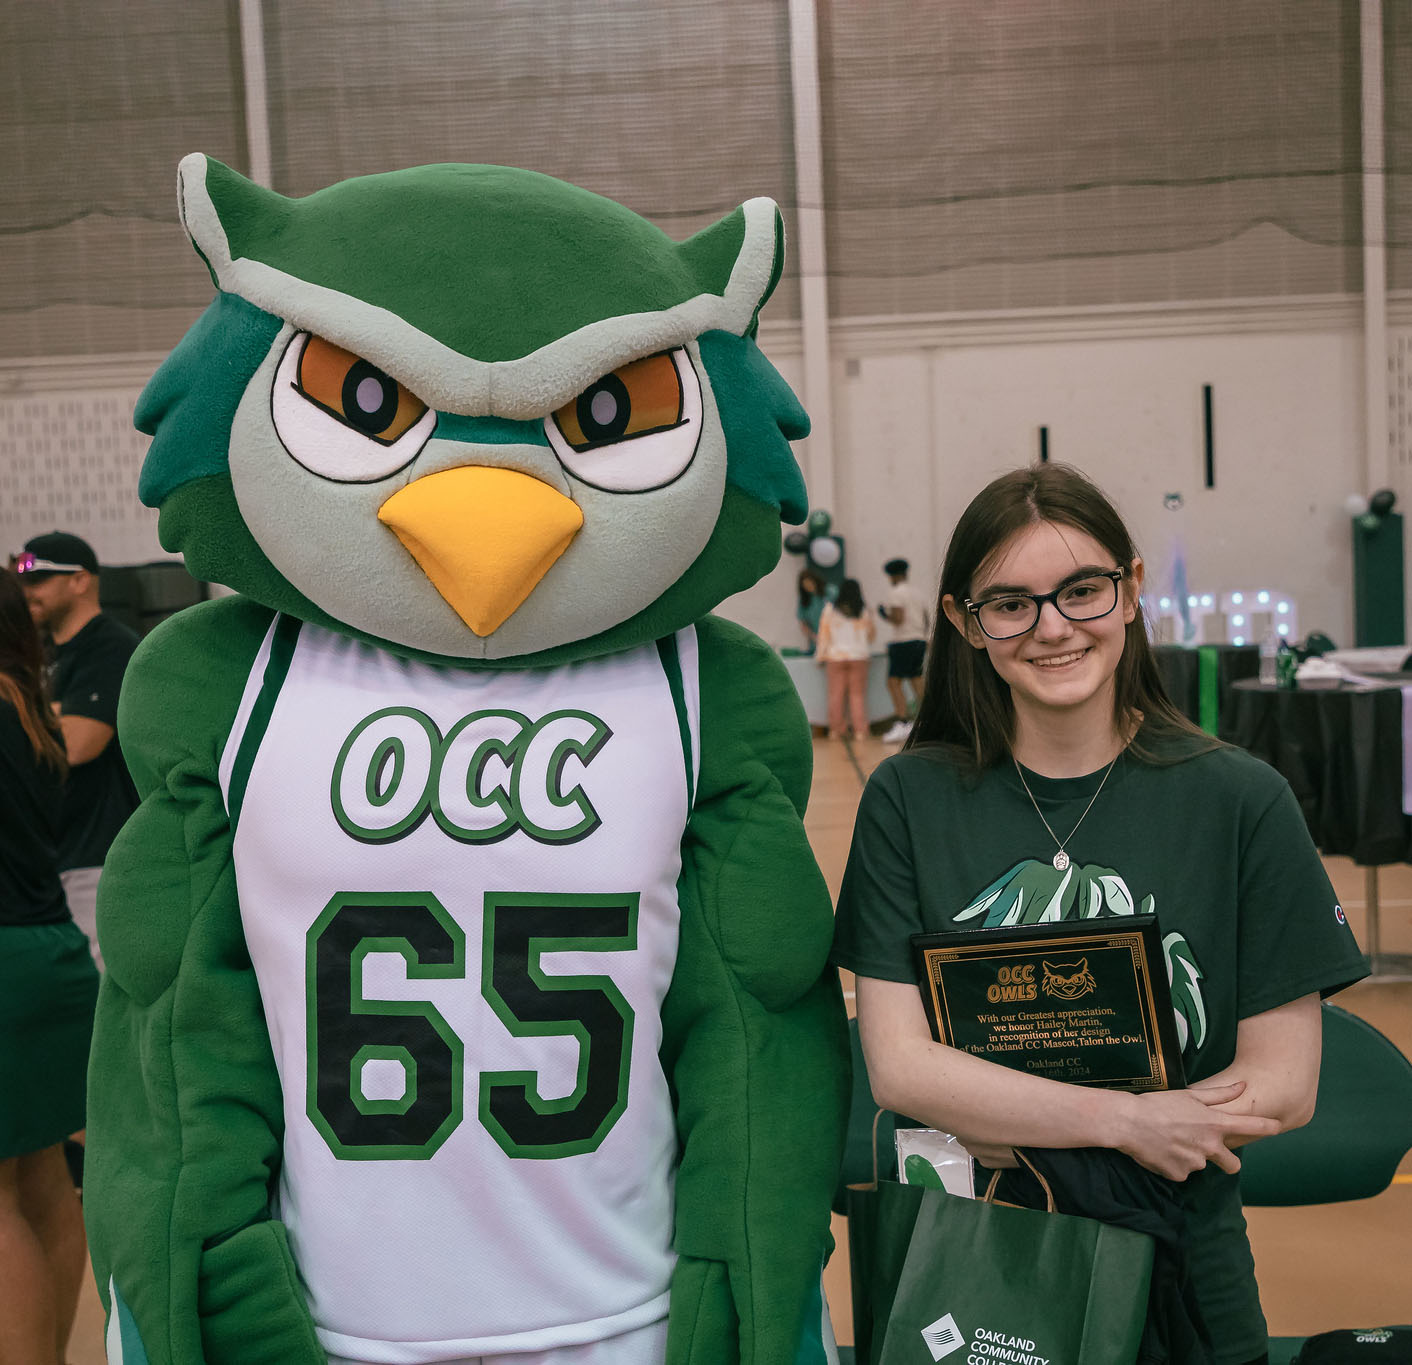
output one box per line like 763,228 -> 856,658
944,521 -> 1142,726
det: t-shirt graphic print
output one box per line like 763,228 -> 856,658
954,858 -> 1208,1057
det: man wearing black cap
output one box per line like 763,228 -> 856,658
16,532 -> 139,969
880,557 -> 929,744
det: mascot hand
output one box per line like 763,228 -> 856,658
665,1255 -> 739,1365
198,1221 -> 326,1365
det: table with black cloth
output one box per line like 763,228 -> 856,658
1152,644 -> 1261,734
1222,676 -> 1411,973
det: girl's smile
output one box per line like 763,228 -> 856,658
945,520 -> 1143,744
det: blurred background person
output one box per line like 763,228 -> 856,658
16,533 -> 139,972
796,567 -> 829,654
880,557 -> 930,744
817,576 -> 876,741
0,565 -> 100,1365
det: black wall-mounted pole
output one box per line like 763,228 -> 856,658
1039,426 -> 1049,464
1202,385 -> 1214,488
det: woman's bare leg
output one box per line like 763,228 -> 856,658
848,659 -> 870,739
19,1144 -> 87,1364
0,1152 -> 60,1364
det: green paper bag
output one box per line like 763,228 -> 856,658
847,1144 -> 1154,1365
873,1177 -> 1153,1365
846,1176 -> 928,1365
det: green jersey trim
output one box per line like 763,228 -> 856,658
656,632 -> 695,810
227,614 -> 301,831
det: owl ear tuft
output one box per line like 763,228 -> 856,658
679,198 -> 785,337
177,153 -> 295,293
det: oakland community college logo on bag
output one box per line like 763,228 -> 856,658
920,1312 -> 1054,1365
920,1313 -> 966,1361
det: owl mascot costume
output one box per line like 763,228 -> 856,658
85,155 -> 849,1365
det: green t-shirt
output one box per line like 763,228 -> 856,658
832,731 -> 1367,1362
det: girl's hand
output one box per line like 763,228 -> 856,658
1113,1081 -> 1280,1181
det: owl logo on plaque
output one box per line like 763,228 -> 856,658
1041,958 -> 1097,1000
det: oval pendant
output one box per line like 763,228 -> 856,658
1052,850 -> 1070,871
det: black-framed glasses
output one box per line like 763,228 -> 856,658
964,569 -> 1125,640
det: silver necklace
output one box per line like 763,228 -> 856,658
1013,749 -> 1125,871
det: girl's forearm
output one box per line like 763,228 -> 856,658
866,1024 -> 1129,1152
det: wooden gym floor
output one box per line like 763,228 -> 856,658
66,733 -> 1411,1361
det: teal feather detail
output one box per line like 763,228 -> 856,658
1163,931 -> 1208,1053
136,293 -> 281,507
105,1278 -> 152,1365
432,412 -> 548,446
698,329 -> 810,524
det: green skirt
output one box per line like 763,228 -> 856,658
0,920 -> 99,1159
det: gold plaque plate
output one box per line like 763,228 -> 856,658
911,914 -> 1185,1091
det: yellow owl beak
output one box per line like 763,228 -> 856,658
377,466 -> 583,637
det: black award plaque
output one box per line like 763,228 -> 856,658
911,914 -> 1185,1091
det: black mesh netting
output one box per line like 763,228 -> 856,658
2,0 -> 1409,361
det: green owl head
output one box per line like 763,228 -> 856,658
138,155 -> 810,666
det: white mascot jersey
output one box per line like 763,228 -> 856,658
217,617 -> 700,1362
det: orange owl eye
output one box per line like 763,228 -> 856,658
295,335 -> 428,445
552,352 -> 685,452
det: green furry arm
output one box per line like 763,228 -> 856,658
85,597 -> 324,1365
662,615 -> 849,1365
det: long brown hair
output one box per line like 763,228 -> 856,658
910,463 -> 1213,770
0,568 -> 66,770
834,578 -> 865,619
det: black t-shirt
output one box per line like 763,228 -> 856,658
51,612 -> 140,871
0,699 -> 69,926
832,730 -> 1368,1363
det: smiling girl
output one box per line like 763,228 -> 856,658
832,464 -> 1366,1363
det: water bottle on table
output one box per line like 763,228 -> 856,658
1259,629 -> 1279,685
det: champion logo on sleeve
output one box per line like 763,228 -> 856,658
1334,903 -> 1347,925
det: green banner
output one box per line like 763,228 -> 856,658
1197,645 -> 1219,736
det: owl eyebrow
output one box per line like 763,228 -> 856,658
973,564 -> 1115,601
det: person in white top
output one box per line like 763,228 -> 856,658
880,558 -> 930,743
816,578 -> 876,741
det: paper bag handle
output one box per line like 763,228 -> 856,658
868,1112 -> 1055,1212
983,1150 -> 1057,1213
869,1107 -> 885,1187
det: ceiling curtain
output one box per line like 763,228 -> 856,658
815,0 -> 1365,316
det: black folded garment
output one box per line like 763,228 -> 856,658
993,1147 -> 1214,1365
